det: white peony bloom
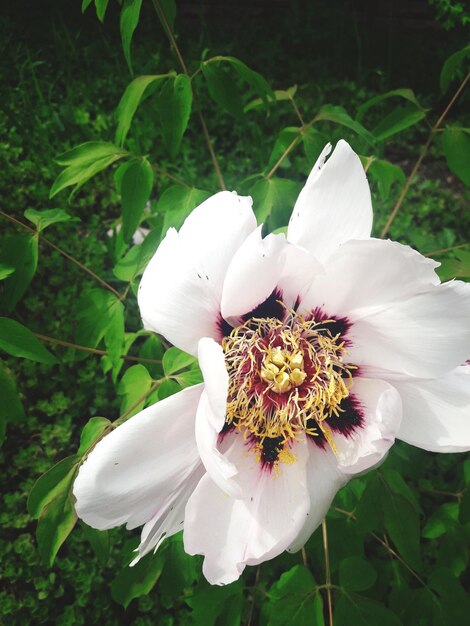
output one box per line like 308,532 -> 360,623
73,140 -> 470,585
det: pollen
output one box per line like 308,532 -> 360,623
221,308 -> 355,466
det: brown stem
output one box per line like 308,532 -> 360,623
152,163 -> 191,188
152,0 -> 226,191
34,332 -> 162,364
115,379 -> 162,424
424,242 -> 469,256
0,209 -> 121,297
266,133 -> 303,179
380,72 -> 469,238
322,518 -> 334,626
289,94 -> 305,126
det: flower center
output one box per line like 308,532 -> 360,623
221,310 -> 355,463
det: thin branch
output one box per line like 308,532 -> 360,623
152,0 -> 226,191
0,209 -> 121,297
322,518 -> 334,626
115,379 -> 162,425
301,546 -> 309,568
152,163 -> 191,188
289,94 -> 305,126
35,332 -> 162,364
380,72 -> 469,238
424,241 -> 470,257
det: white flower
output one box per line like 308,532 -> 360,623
73,140 -> 470,585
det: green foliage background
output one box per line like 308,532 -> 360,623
0,0 -> 469,624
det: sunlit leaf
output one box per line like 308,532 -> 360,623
24,208 -> 78,232
77,416 -> 112,457
113,227 -> 161,281
37,481 -> 77,566
372,106 -> 426,142
118,364 -> 153,416
159,185 -> 211,235
162,346 -> 197,376
157,74 -> 192,158
0,317 -> 58,364
28,456 -> 78,519
0,234 -> 38,311
314,104 -> 374,144
121,158 -> 154,242
357,88 -> 425,120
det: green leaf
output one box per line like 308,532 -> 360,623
163,347 -> 197,376
186,578 -> 244,626
75,289 -> 123,353
0,264 -> 14,280
357,88 -> 425,121
115,75 -> 167,147
175,367 -> 203,388
335,593 -> 402,626
367,159 -> 406,200
0,317 -> 58,364
118,364 -> 153,416
216,55 -> 274,103
111,547 -> 168,609
442,127 -> 470,185
0,363 -> 26,446
120,0 -> 142,74
28,456 -> 78,519
245,85 -> 297,112
355,474 -> 383,534
302,127 -> 329,164
380,472 -> 422,570
81,0 -> 93,11
201,62 -> 244,119
339,556 -> 377,592
437,249 -> 470,281
50,153 -> 125,198
372,106 -> 426,142
265,565 -> 323,626
24,208 -> 77,232
113,227 -> 161,281
250,177 -> 301,228
0,234 -> 38,311
94,0 -> 109,22
440,45 -> 470,93
77,416 -> 112,457
81,523 -> 110,566
103,297 -> 125,371
267,126 -> 301,169
314,104 -> 374,144
158,185 -> 211,235
157,75 -> 192,158
121,158 -> 154,242
37,483 -> 77,566
55,141 -> 125,167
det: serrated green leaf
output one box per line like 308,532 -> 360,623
372,106 -> 426,142
28,456 -> 78,519
37,484 -> 77,566
111,546 -> 168,608
314,104 -> 374,144
113,227 -> 161,281
24,208 -> 77,232
81,523 -> 110,566
115,75 -> 167,147
120,0 -> 142,74
162,347 -> 197,376
0,234 -> 38,311
442,127 -> 470,185
201,62 -> 244,120
118,364 -> 153,416
357,88 -> 425,121
0,317 -> 58,364
159,185 -> 211,235
77,416 -> 112,457
157,74 -> 192,158
50,153 -> 125,198
440,45 -> 470,93
121,158 -> 154,242
339,556 -> 377,591
0,363 -> 26,446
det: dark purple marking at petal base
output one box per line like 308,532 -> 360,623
307,394 -> 364,448
217,313 -> 233,340
243,288 -> 285,323
309,306 -> 352,346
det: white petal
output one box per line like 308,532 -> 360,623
288,444 -> 347,552
349,281 -> 470,378
73,384 -> 203,530
300,238 -> 440,317
390,365 -> 470,452
184,435 -> 310,584
331,377 -> 402,474
287,140 -> 372,262
221,227 -> 322,322
131,463 -> 205,565
138,191 -> 256,355
198,337 -> 228,422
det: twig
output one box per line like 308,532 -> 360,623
34,332 -> 162,364
115,379 -> 162,425
380,72 -> 470,238
322,519 -> 333,626
152,163 -> 191,188
246,566 -> 261,626
289,94 -> 305,126
424,242 -> 470,256
0,209 -> 121,297
152,0 -> 226,191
